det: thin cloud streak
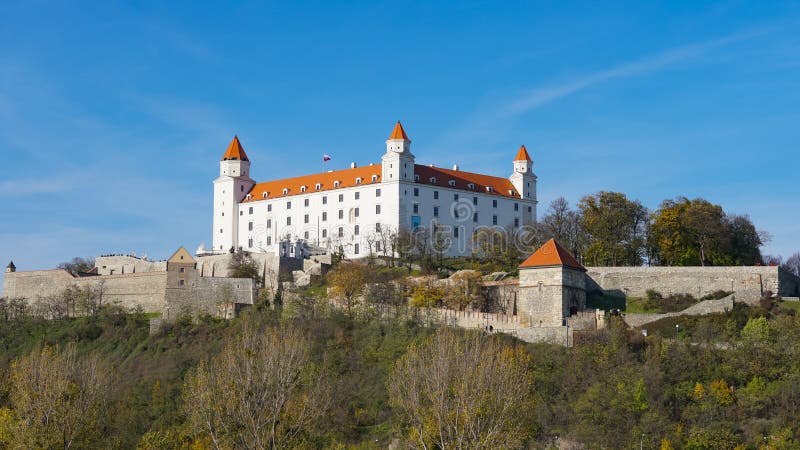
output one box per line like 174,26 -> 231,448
503,27 -> 775,116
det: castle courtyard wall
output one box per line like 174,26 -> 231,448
585,266 -> 799,301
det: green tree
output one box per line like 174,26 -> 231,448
228,248 -> 263,287
579,191 -> 648,266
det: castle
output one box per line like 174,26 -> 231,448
210,121 -> 538,258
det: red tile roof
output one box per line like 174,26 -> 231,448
388,121 -> 410,141
242,163 -> 521,202
414,165 -> 519,198
243,164 -> 383,202
519,239 -> 585,271
514,145 -> 532,161
221,136 -> 249,161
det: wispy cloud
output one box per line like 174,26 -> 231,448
502,27 -> 774,116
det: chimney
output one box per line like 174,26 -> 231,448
453,164 -> 459,171
350,162 -> 357,168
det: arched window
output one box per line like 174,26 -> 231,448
448,180 -> 456,187
467,183 -> 475,190
429,177 -> 437,184
334,180 -> 341,188
300,185 -> 307,192
282,188 -> 289,195
356,177 -> 362,184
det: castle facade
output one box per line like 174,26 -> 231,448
212,121 -> 538,258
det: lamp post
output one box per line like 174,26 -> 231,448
640,432 -> 646,450
675,323 -> 680,341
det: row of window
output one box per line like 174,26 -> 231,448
244,189 -> 381,214
412,189 -> 523,210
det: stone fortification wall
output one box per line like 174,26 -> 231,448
586,266 -> 798,301
95,255 -> 166,275
2,269 -> 168,313
165,276 -> 254,320
623,295 -> 735,328
196,252 -> 282,290
518,267 -> 586,327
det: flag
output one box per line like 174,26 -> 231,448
323,154 -> 331,162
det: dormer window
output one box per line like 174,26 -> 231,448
245,194 -> 252,200
262,192 -> 268,199
508,190 -> 516,196
448,180 -> 456,187
371,175 -> 378,182
334,180 -> 341,188
356,177 -> 362,184
467,183 -> 475,190
414,174 -> 420,182
486,186 -> 494,193
315,183 -> 322,190
300,185 -> 307,193
429,177 -> 437,184
282,188 -> 289,195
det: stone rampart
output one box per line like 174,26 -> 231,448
95,255 -> 166,275
622,295 -> 735,328
586,266 -> 799,301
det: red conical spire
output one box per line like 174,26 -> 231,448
514,145 -> 532,161
388,121 -> 410,141
221,136 -> 249,161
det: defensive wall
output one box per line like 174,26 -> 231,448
586,266 -> 800,301
623,294 -> 736,328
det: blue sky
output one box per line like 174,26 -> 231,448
1,1 -> 799,280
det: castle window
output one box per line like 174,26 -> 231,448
509,190 -> 515,196
219,228 -> 223,233
249,207 -> 253,214
267,219 -> 272,228
246,194 -> 252,200
413,188 -> 419,197
376,204 -> 381,214
355,192 -> 360,200
267,236 -> 272,245
339,194 -> 344,202
376,242 -> 381,251
322,212 -> 327,221
221,212 -> 224,216
248,222 -> 253,231
514,202 -> 519,211
180,267 -> 185,273
304,214 -> 309,224
473,212 -> 478,222
454,194 -> 459,201
528,206 -> 532,212
338,227 -> 344,237
322,229 -> 327,238
282,188 -> 288,195
414,174 -> 420,182
429,177 -> 436,184
375,188 -> 381,197
287,217 -> 291,225
301,185 -> 307,192
262,192 -> 268,198
413,203 -> 419,214
286,201 -> 291,209
356,177 -> 362,184
454,227 -> 459,238
334,180 -> 341,188
240,211 -> 243,216
248,238 -> 253,247
304,199 -> 309,207
338,210 -> 344,220
268,204 -> 272,212
473,196 -> 478,206
486,186 -> 494,193
241,186 -> 244,192
376,222 -> 382,232
354,225 -> 360,235
371,175 -> 378,182
322,196 -> 328,205
449,180 -> 456,187
492,215 -> 498,225
316,183 -> 322,190
354,207 -> 360,218
354,243 -> 360,255
433,191 -> 438,200
433,206 -> 439,217
468,183 -> 475,190
180,280 -> 185,286
514,218 -> 520,227
304,231 -> 309,239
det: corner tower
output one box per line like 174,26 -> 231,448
381,121 -> 415,182
509,145 -> 537,216
213,136 -> 255,253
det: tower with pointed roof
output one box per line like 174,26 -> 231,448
381,121 -> 415,183
509,145 -> 537,222
214,136 -> 256,253
6,261 -> 15,273
518,239 -> 587,327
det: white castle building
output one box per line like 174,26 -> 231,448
211,121 -> 538,258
